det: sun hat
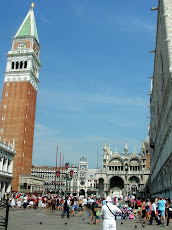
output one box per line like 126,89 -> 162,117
105,196 -> 112,202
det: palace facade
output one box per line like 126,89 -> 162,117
0,138 -> 15,194
149,0 -> 172,198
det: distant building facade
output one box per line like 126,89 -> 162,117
149,0 -> 172,198
31,140 -> 150,197
77,157 -> 98,196
18,175 -> 44,194
0,138 -> 15,194
96,140 -> 150,198
31,158 -> 98,196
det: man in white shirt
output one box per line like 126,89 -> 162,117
149,199 -> 158,225
101,196 -> 122,230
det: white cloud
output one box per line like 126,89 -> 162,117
39,89 -> 148,113
39,16 -> 49,24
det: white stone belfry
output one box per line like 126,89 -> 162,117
4,4 -> 41,90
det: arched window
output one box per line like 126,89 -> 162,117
16,62 -> 19,69
20,61 -> 23,69
24,61 -> 27,68
125,163 -> 128,171
131,184 -> 137,194
11,62 -> 14,69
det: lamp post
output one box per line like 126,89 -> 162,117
56,169 -> 60,194
63,163 -> 73,195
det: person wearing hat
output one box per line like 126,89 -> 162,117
101,196 -> 122,230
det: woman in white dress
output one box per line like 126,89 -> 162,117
11,196 -> 16,210
17,196 -> 22,209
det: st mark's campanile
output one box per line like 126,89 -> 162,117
0,3 -> 41,191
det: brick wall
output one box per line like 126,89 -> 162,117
0,81 -> 37,191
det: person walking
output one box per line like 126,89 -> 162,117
10,195 -> 16,210
51,196 -> 56,212
78,199 -> 83,217
149,199 -> 158,225
166,198 -> 172,227
70,197 -> 75,217
157,197 -> 166,226
101,196 -> 122,230
87,197 -> 95,224
61,196 -> 70,218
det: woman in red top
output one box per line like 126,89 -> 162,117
137,199 -> 142,218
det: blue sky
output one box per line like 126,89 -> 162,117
0,0 -> 157,168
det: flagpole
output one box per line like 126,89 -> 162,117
62,154 -> 64,188
59,150 -> 61,194
55,145 -> 58,191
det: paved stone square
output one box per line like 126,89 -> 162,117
5,209 -> 172,230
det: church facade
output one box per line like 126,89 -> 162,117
96,140 -> 150,198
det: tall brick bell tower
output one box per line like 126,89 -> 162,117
0,3 -> 41,191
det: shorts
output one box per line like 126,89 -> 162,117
70,205 -> 74,211
89,209 -> 93,216
78,207 -> 82,211
142,210 -> 146,218
96,216 -> 100,219
138,207 -> 142,212
23,203 -> 27,208
159,210 -> 165,216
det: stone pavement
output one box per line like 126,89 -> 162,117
7,209 -> 172,230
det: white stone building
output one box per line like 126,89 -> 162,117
0,138 -> 15,194
31,141 -> 150,198
31,166 -> 59,192
96,141 -> 150,198
31,158 -> 98,196
18,174 -> 44,194
149,0 -> 172,198
77,157 -> 98,196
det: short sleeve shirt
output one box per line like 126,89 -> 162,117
158,200 -> 166,211
101,203 -> 121,220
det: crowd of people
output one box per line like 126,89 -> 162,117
0,192 -> 172,228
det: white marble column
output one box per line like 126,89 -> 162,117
3,158 -> 8,172
8,160 -> 13,174
6,182 -> 11,193
0,157 -> 3,171
2,182 -> 6,194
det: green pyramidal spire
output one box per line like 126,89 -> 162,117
14,3 -> 39,42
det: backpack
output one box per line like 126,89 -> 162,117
64,200 -> 68,208
91,202 -> 95,211
169,204 -> 172,212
